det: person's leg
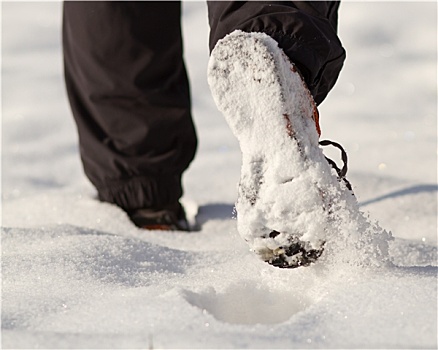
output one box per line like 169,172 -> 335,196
207,1 -> 345,105
63,1 -> 197,217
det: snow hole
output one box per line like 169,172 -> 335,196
184,282 -> 310,325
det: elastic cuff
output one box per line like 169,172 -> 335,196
97,174 -> 183,212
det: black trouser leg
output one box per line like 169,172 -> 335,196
63,1 -> 197,212
207,1 -> 346,105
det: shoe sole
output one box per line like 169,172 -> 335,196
208,31 -> 339,268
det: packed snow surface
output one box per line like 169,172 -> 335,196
2,2 -> 437,349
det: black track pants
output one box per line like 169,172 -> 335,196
63,1 -> 345,212
63,1 -> 197,212
208,1 -> 345,105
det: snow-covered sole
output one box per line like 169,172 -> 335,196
208,31 -> 343,268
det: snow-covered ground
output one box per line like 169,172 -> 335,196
2,2 -> 437,349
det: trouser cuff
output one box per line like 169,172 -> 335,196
97,174 -> 183,212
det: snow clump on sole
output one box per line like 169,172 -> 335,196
207,30 -> 391,268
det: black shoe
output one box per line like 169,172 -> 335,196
128,202 -> 190,231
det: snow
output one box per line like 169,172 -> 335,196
1,2 -> 437,349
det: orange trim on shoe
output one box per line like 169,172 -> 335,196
290,63 -> 321,137
141,224 -> 175,231
313,105 -> 321,137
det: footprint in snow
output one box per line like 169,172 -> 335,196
183,281 -> 310,325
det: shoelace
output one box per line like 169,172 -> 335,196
319,139 -> 353,192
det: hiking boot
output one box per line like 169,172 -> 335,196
129,202 -> 190,231
207,31 -> 360,268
